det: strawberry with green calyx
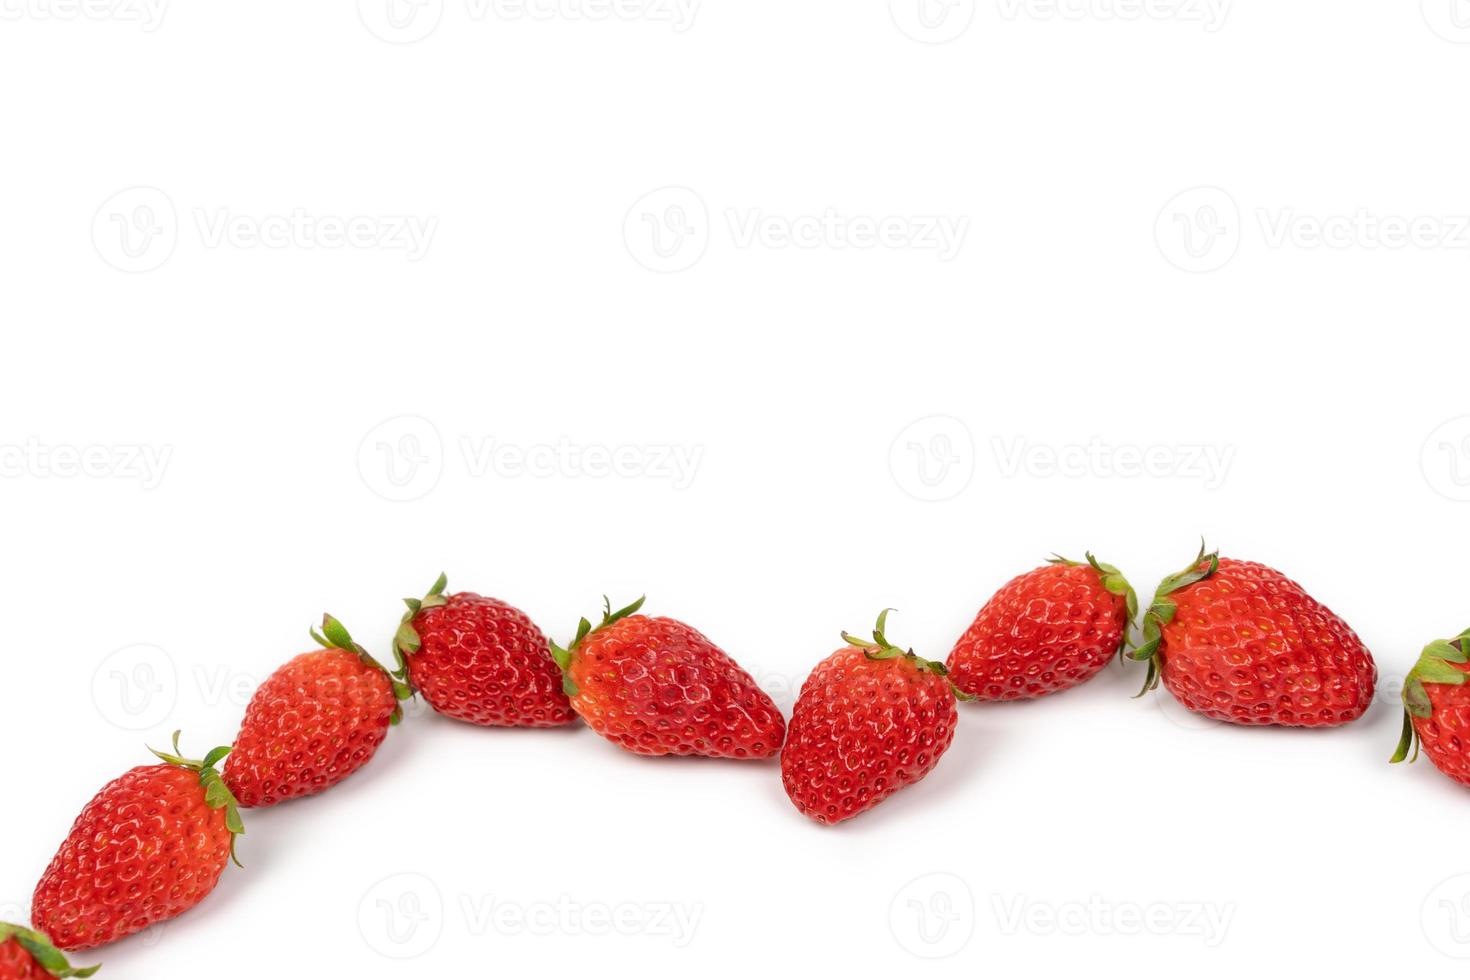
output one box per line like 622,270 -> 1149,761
0,923 -> 99,978
222,615 -> 410,808
1127,542 -> 1376,727
1391,628 -> 1470,782
947,552 -> 1137,701
32,732 -> 243,950
783,610 -> 965,824
550,595 -> 787,758
393,573 -> 574,727
1128,542 -> 1220,697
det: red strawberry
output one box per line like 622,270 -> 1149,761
782,611 -> 963,824
1129,545 -> 1376,726
1390,627 -> 1470,783
32,733 -> 243,951
392,574 -> 573,727
222,615 -> 409,807
0,923 -> 97,979
549,596 -> 785,758
947,554 -> 1136,700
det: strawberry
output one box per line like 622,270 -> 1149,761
946,554 -> 1136,700
549,596 -> 785,758
0,923 -> 97,979
222,615 -> 410,807
1390,627 -> 1470,783
1128,544 -> 1376,726
392,574 -> 573,727
32,733 -> 243,951
782,611 -> 963,824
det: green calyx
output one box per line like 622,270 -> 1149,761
1391,627 -> 1470,765
841,609 -> 975,701
549,595 -> 647,698
147,730 -> 245,868
1125,541 -> 1220,697
313,613 -> 413,725
390,573 -> 451,699
0,923 -> 99,978
1049,551 -> 1139,659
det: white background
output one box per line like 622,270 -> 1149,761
4,1 -> 1470,976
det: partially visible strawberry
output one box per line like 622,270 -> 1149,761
550,596 -> 785,758
32,733 -> 243,951
947,554 -> 1136,700
392,574 -> 573,727
222,615 -> 409,807
782,610 -> 963,825
0,923 -> 98,979
1391,627 -> 1470,784
1129,544 -> 1377,727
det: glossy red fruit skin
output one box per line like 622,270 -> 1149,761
782,648 -> 958,824
1158,558 -> 1376,727
406,592 -> 574,727
567,615 -> 785,758
0,939 -> 42,979
947,563 -> 1128,700
32,766 -> 233,951
1412,662 -> 1470,786
222,648 -> 399,807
